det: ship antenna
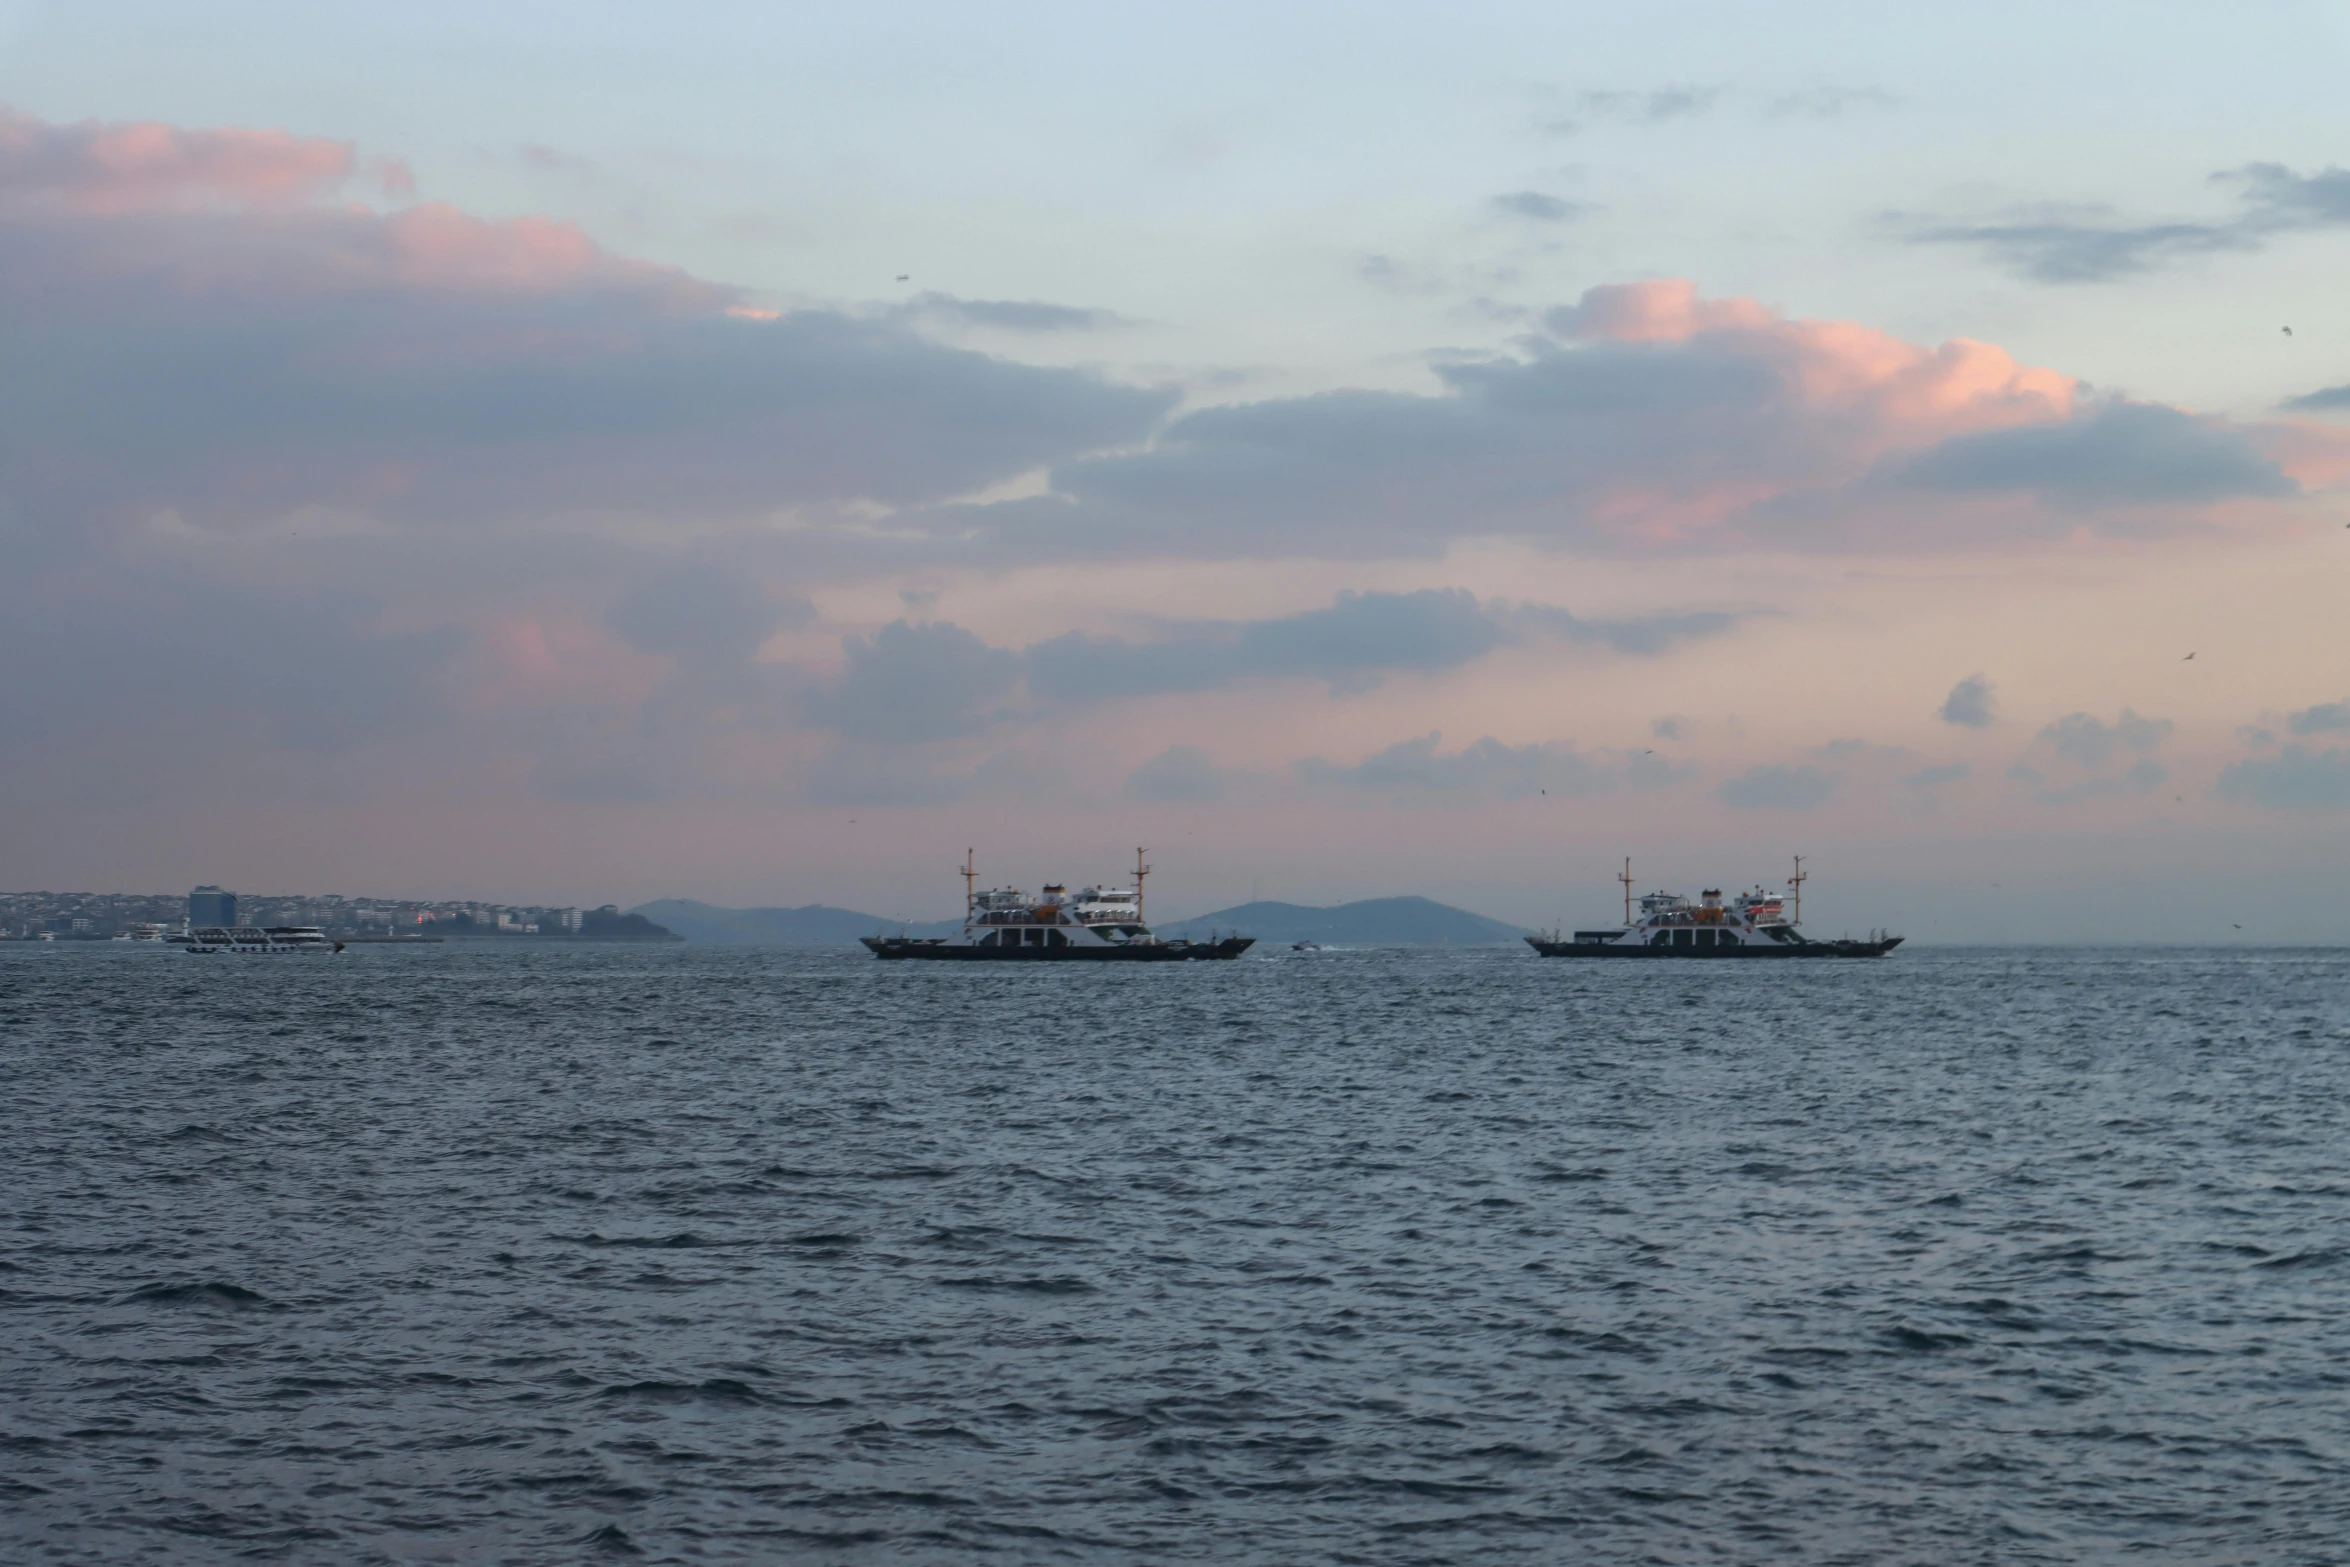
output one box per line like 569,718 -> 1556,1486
1135,847 -> 1150,926
1789,855 -> 1806,927
1619,856 -> 1634,925
962,848 -> 977,924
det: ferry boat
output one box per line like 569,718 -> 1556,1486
1527,858 -> 1901,959
184,926 -> 345,955
862,852 -> 1254,962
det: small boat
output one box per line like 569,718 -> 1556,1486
184,926 -> 345,955
1526,858 -> 1901,959
1291,941 -> 1321,951
862,851 -> 1253,962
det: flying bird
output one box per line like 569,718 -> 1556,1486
2182,652 -> 2195,660
2282,326 -> 2293,336
896,274 -> 910,282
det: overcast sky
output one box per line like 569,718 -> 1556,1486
2,1 -> 2347,939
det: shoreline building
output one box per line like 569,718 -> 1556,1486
188,886 -> 236,928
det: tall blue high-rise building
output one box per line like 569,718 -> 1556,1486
188,886 -> 236,927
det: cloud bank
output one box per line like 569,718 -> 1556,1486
2,104 -> 2338,865
806,589 -> 1733,743
7,104 -> 2317,580
0,107 -> 1169,551
1911,163 -> 2350,283
2008,709 -> 2173,805
917,278 -> 2314,564
2219,746 -> 2350,809
2216,700 -> 2350,810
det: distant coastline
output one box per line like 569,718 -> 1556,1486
0,892 -> 679,944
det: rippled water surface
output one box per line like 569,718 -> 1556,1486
5,943 -> 2349,1564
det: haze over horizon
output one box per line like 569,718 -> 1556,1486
4,1 -> 2348,943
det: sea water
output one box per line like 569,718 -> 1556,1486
3,943 -> 2346,1563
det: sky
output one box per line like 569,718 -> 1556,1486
3,0 -> 2348,940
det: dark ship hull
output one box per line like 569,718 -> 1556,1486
1526,935 -> 1902,959
862,935 -> 1255,962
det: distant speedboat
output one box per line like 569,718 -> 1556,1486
1291,941 -> 1321,951
862,851 -> 1253,962
1526,858 -> 1901,959
184,926 -> 345,955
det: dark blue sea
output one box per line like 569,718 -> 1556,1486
4,943 -> 2347,1564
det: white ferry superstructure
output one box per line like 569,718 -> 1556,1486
862,851 -> 1254,962
1527,858 -> 1901,959
184,926 -> 345,955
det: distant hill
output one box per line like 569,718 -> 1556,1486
1154,896 -> 1528,947
580,907 -> 682,942
631,899 -> 956,945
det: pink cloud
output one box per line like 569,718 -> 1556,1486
371,157 -> 419,199
0,107 -> 361,212
457,614 -> 676,713
2263,418 -> 2350,491
1012,279 -> 2303,559
0,105 -> 1170,543
1553,278 -> 2077,439
1550,278 -> 1778,341
0,105 -> 714,309
371,202 -> 701,297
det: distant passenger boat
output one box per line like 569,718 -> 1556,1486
184,926 -> 345,955
1526,858 -> 1901,959
862,851 -> 1253,962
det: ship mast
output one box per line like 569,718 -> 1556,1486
1618,856 -> 1635,925
1788,855 -> 1806,927
961,848 -> 977,923
1134,847 -> 1150,926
